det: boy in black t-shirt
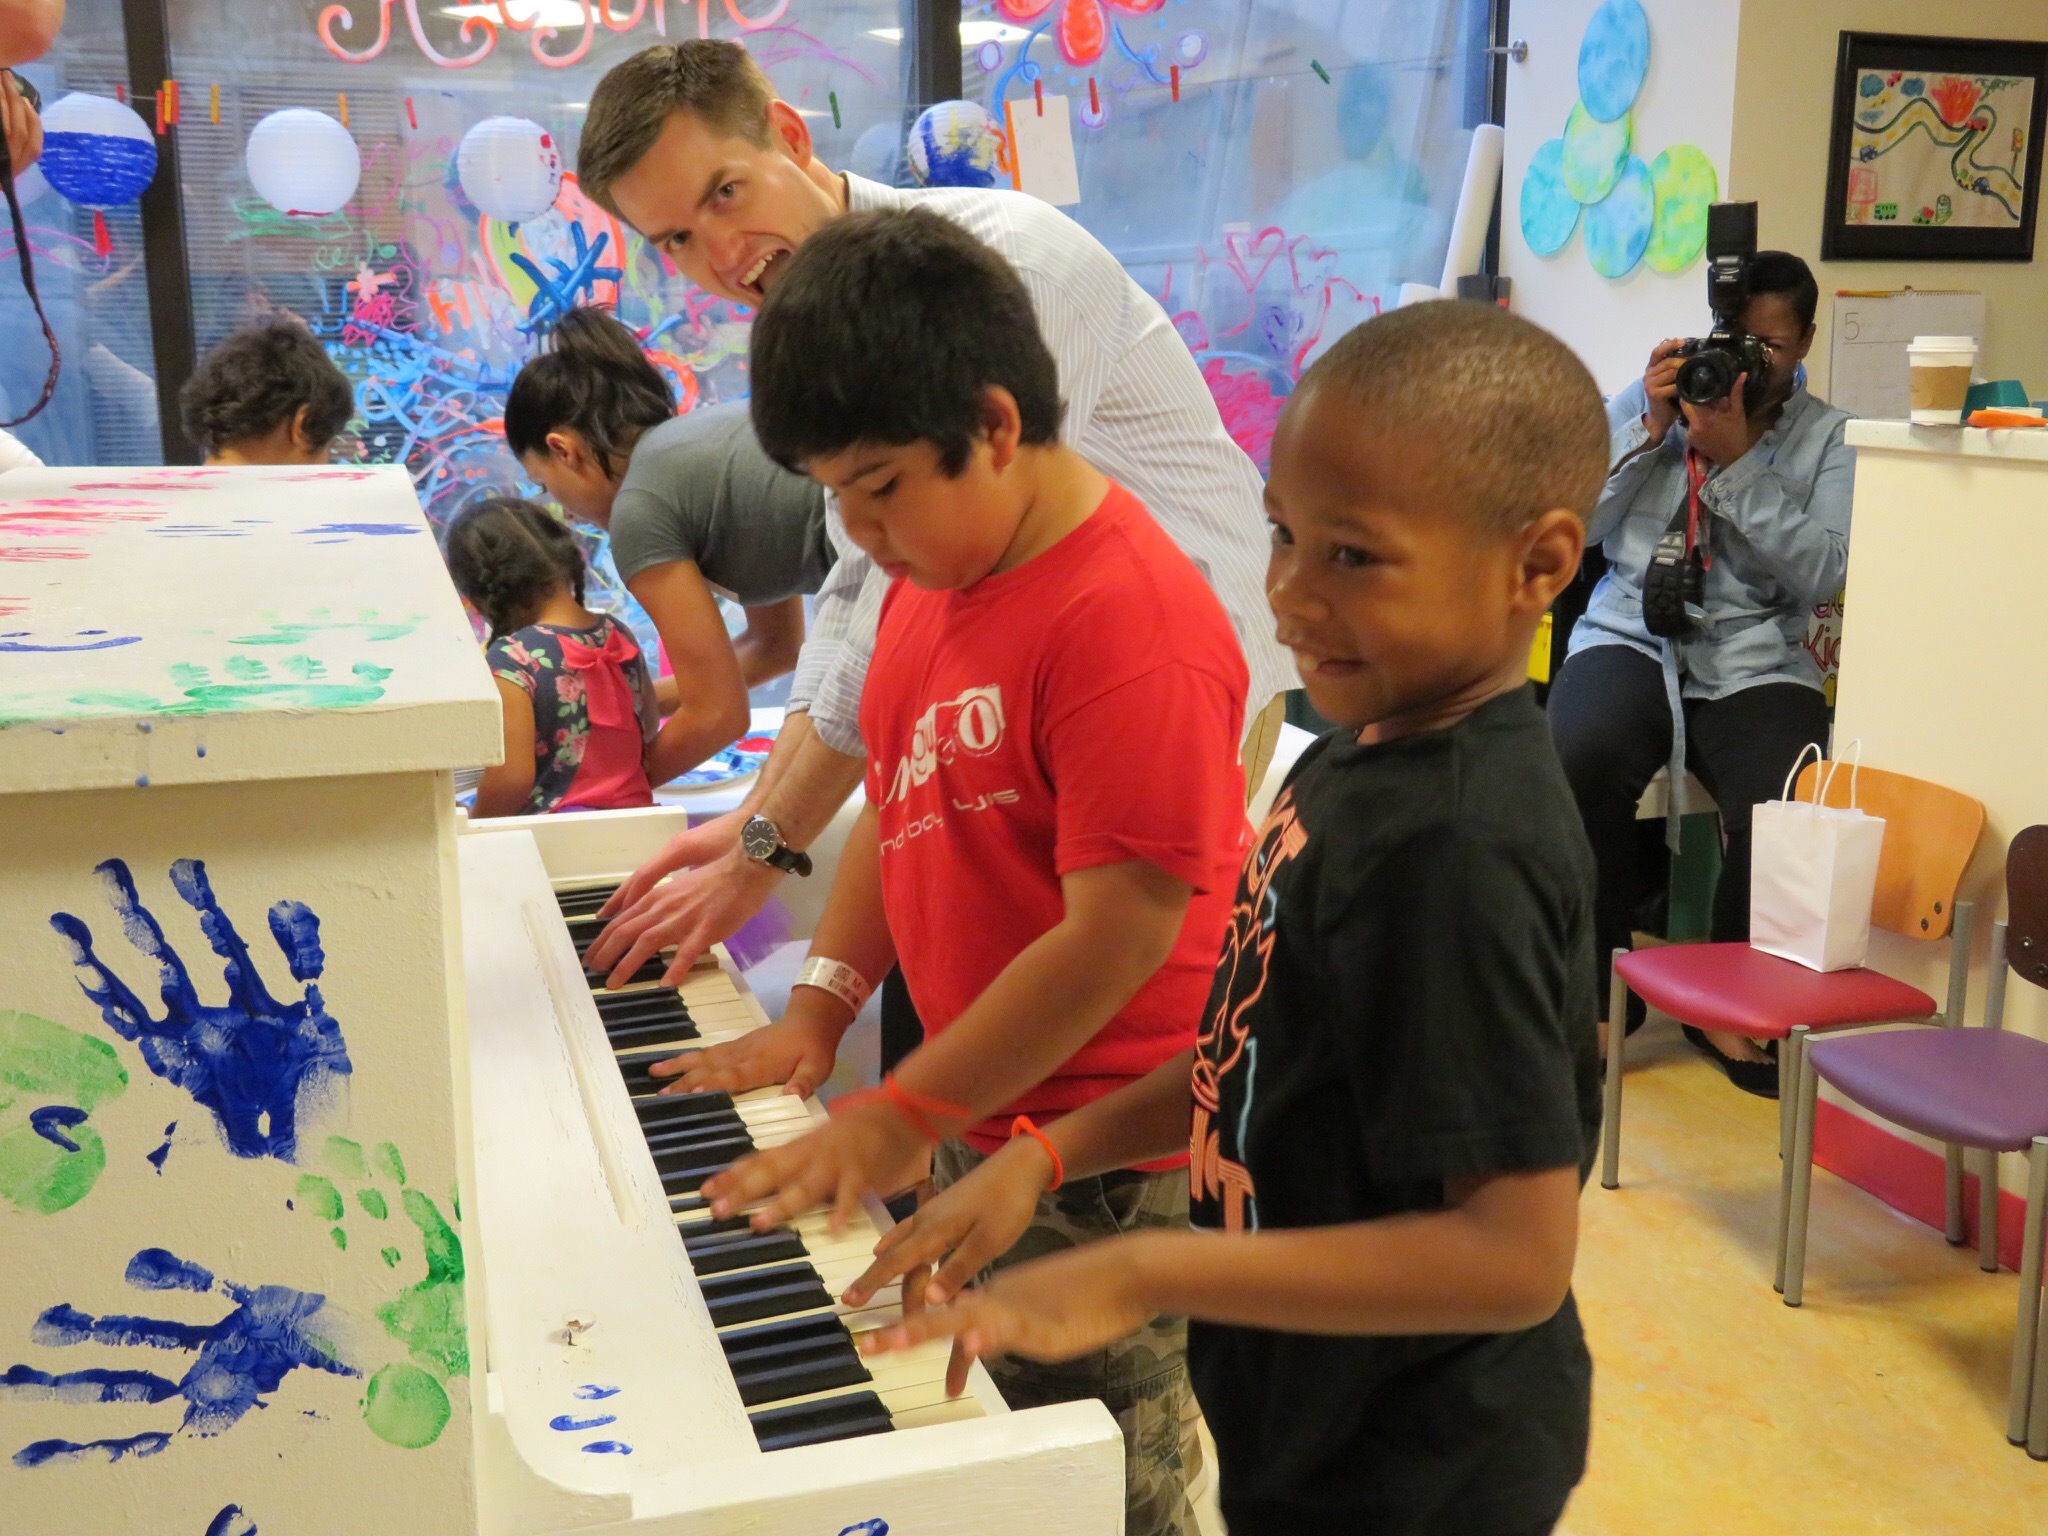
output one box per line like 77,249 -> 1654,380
854,301 -> 1612,1535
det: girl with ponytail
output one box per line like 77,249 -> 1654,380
505,306 -> 831,785
445,496 -> 658,818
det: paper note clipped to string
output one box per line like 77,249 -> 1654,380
1003,94 -> 1081,208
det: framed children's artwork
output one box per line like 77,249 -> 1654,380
1821,31 -> 2048,261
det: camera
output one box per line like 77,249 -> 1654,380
1673,202 -> 1770,407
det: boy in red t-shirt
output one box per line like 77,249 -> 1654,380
674,208 -> 1248,1535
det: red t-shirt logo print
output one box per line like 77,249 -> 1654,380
888,685 -> 1007,805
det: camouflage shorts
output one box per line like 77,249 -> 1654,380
933,1139 -> 1201,1536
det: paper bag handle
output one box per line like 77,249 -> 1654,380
1786,738 -> 1864,808
1781,742 -> 1823,803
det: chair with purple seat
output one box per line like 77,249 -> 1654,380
1781,824 -> 2048,1455
1600,761 -> 1985,1203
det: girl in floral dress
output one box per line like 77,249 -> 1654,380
445,497 -> 658,817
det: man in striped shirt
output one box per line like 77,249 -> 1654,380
579,41 -> 1292,1019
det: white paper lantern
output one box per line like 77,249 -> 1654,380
245,108 -> 361,218
456,116 -> 563,225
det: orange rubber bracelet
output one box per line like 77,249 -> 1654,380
832,1074 -> 973,1144
1011,1115 -> 1064,1191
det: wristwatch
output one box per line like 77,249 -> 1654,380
741,814 -> 813,877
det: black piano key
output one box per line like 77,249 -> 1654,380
588,953 -> 672,987
749,1391 -> 893,1451
684,1226 -> 808,1275
615,1047 -> 687,1097
554,884 -> 620,919
720,1314 -> 870,1406
636,1092 -> 738,1131
595,990 -> 693,1026
645,1122 -> 751,1160
702,1262 -> 833,1327
654,1146 -> 754,1196
606,1017 -> 701,1053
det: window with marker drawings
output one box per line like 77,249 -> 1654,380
0,0 -> 164,467
164,0 -> 912,680
959,0 -> 1492,474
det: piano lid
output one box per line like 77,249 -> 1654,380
0,464 -> 500,796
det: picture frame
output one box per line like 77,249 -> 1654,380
1821,31 -> 2048,261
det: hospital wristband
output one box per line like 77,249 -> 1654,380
793,956 -> 873,1016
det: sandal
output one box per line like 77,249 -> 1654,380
1681,1025 -> 1780,1100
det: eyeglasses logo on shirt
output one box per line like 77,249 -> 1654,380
885,685 -> 1006,806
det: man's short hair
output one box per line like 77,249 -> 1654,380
1747,251 -> 1820,332
579,42 -> 775,217
749,206 -> 1063,477
1295,302 -> 1609,532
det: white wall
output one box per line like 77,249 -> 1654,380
1730,0 -> 2048,399
1502,0 -> 1743,393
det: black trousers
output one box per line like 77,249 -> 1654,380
1547,644 -> 1829,1017
880,966 -> 920,1075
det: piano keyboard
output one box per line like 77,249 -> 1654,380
552,880 -> 984,1450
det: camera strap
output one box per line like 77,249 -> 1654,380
1683,449 -> 1713,571
0,108 -> 62,429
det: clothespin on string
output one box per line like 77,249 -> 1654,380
1310,59 -> 1332,85
1033,78 -> 1043,116
1088,77 -> 1099,116
210,84 -> 220,125
1170,65 -> 1180,102
405,96 -> 418,130
829,90 -> 841,130
337,92 -> 349,129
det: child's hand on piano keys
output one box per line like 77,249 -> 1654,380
650,1013 -> 841,1099
860,1237 -> 1157,1399
841,1135 -> 1055,1311
703,1102 -> 928,1233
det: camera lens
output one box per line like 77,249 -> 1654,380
1675,349 -> 1736,405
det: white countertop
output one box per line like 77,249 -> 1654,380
1846,419 -> 2048,462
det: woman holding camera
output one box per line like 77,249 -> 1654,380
1547,250 -> 1854,1098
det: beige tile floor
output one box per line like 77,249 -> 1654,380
1191,1019 -> 2048,1536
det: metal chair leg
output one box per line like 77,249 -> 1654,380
1782,1036 -> 1821,1308
1601,949 -> 1627,1192
2013,1139 -> 2048,1448
1776,1027 -> 1810,1294
1948,1144 -> 1968,1244
1981,1149 -> 2003,1274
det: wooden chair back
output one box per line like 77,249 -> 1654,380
2006,825 -> 2048,992
1795,761 -> 1984,941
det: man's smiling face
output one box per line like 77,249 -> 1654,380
607,103 -> 843,308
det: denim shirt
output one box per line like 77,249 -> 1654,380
1568,379 -> 1855,700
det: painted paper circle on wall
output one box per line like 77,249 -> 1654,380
1584,156 -> 1655,278
457,116 -> 564,226
1519,138 -> 1580,256
1578,0 -> 1651,124
1560,102 -> 1631,204
246,109 -> 361,218
907,100 -> 1004,189
1645,144 -> 1718,272
37,92 -> 156,209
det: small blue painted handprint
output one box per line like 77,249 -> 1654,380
1,1247 -> 357,1469
50,858 -> 352,1162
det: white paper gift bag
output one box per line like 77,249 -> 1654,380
1749,742 -> 1886,972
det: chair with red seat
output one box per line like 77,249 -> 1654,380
1599,761 -> 1985,1207
1780,825 -> 2048,1455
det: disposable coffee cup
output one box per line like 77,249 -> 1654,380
1909,335 -> 1977,424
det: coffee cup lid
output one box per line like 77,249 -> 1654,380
1910,335 -> 1977,350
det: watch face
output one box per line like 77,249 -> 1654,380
742,816 -> 778,861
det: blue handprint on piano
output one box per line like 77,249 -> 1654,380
2,1247 -> 357,1468
50,859 -> 352,1162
